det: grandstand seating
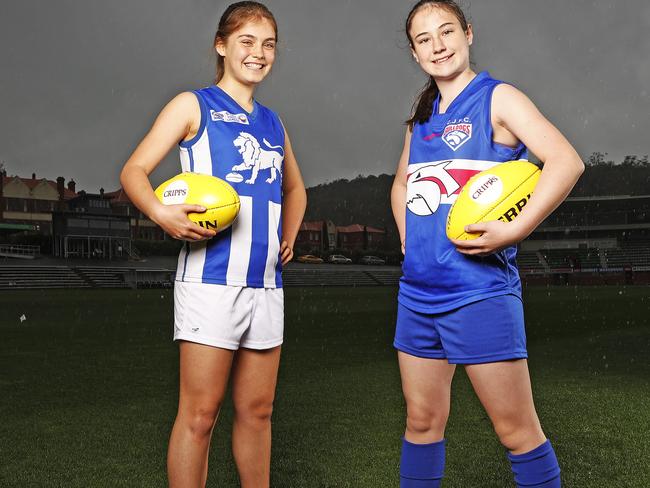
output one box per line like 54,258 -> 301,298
74,267 -> 131,288
516,251 -> 547,272
603,243 -> 650,268
0,266 -> 89,290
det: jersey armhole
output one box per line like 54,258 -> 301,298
179,90 -> 208,148
485,82 -> 526,154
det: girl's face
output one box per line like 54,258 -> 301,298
409,6 -> 473,81
216,18 -> 277,86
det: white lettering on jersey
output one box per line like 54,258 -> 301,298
229,132 -> 284,185
210,110 -> 250,125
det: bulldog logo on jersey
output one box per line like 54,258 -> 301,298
406,160 -> 491,216
406,161 -> 461,216
442,118 -> 472,151
226,132 -> 284,185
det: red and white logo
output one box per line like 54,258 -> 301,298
406,160 -> 496,216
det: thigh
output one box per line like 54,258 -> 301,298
398,351 -> 456,411
178,341 -> 234,411
231,346 -> 282,409
465,359 -> 543,450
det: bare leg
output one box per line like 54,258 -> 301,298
167,341 -> 234,488
465,359 -> 546,454
398,351 -> 456,443
230,346 -> 282,488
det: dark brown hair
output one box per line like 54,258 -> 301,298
213,1 -> 278,83
405,0 -> 469,128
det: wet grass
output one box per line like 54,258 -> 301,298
0,285 -> 648,487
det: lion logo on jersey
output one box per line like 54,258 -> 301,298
228,132 -> 284,185
406,161 -> 461,216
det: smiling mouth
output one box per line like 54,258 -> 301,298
244,62 -> 265,70
433,54 -> 453,64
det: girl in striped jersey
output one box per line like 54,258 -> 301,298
120,2 -> 306,486
391,1 -> 583,487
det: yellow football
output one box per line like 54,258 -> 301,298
154,172 -> 240,234
446,161 -> 541,240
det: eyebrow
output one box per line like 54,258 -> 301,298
237,34 -> 276,42
414,22 -> 455,39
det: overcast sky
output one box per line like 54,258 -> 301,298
1,0 -> 648,193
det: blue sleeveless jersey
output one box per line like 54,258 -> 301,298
399,72 -> 528,313
176,86 -> 284,288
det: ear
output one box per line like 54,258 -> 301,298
466,23 -> 474,46
215,38 -> 226,57
410,47 -> 419,64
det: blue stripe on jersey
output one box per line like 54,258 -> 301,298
201,227 -> 233,284
275,214 -> 282,288
182,242 -> 190,281
247,197 -> 270,285
188,147 -> 195,172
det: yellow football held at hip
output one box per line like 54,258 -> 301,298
154,172 -> 241,234
446,161 -> 541,240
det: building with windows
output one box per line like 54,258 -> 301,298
0,171 -> 77,234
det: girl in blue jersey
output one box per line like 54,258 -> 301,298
391,1 -> 583,487
120,2 -> 306,487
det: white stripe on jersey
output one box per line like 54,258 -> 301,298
192,129 -> 212,174
179,241 -> 208,280
264,201 -> 282,287
179,149 -> 191,172
226,196 -> 253,285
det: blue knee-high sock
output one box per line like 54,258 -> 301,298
400,438 -> 446,488
507,439 -> 561,487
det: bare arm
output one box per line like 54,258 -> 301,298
391,129 -> 412,254
452,84 -> 584,255
279,129 -> 307,265
120,92 -> 215,241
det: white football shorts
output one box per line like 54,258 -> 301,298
173,281 -> 284,350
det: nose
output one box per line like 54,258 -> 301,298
432,36 -> 446,55
251,42 -> 264,59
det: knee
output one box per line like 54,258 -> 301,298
493,418 -> 544,452
182,405 -> 220,440
405,400 -> 449,437
234,398 -> 274,430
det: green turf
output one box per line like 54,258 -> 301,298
0,286 -> 648,487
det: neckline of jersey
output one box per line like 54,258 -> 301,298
212,85 -> 259,121
433,70 -> 490,116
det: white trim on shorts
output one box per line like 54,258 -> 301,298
173,281 -> 284,350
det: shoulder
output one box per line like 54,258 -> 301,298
491,83 -> 538,124
164,91 -> 201,117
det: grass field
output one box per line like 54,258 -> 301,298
0,285 -> 649,487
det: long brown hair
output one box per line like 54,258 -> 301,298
405,0 -> 470,128
213,1 -> 278,84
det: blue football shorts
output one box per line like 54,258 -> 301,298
394,294 -> 528,364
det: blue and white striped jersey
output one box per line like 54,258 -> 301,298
400,71 -> 528,313
176,85 -> 284,288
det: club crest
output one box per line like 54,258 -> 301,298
442,119 -> 472,151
